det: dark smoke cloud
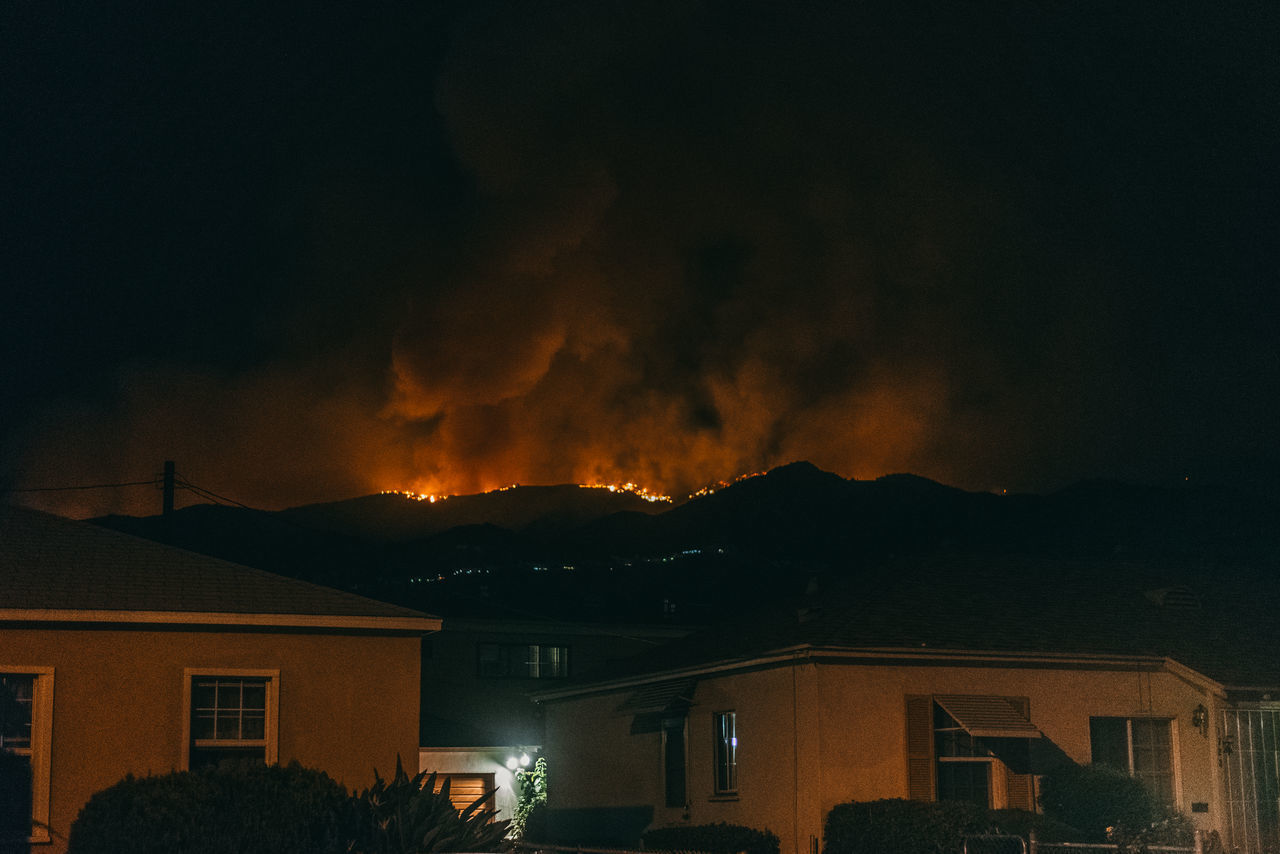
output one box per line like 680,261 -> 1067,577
5,2 -> 1277,516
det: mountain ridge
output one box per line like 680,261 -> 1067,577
88,461 -> 1280,622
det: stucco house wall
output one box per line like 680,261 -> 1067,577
542,651 -> 1225,854
4,626 -> 422,854
0,504 -> 439,854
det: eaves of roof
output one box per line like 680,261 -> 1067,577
531,643 -> 1224,704
0,607 -> 440,632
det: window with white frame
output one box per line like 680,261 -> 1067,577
713,711 -> 737,795
1090,717 -> 1175,804
184,670 -> 278,770
0,668 -> 53,844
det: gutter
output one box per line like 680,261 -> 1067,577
0,608 -> 442,633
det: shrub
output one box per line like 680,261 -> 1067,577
1038,764 -> 1190,844
67,761 -> 353,854
986,809 -> 1081,843
643,821 -> 781,854
349,756 -> 511,854
511,756 -> 547,839
824,799 -> 989,854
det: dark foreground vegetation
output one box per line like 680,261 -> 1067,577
826,766 -> 1193,854
63,757 -> 1189,854
67,759 -> 509,854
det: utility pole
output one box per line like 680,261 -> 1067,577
162,461 -> 175,516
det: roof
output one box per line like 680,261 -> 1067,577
534,554 -> 1280,698
0,504 -> 441,632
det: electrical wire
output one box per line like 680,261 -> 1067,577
11,480 -> 156,492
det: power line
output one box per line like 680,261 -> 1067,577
11,480 -> 157,493
176,479 -> 257,511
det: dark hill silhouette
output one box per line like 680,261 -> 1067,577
277,483 -> 667,542
89,461 -> 1280,621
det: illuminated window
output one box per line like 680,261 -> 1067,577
1090,717 -> 1175,804
713,711 -> 737,795
0,668 -> 53,844
183,669 -> 278,770
476,643 -> 569,679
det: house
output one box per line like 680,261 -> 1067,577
0,504 -> 441,853
418,616 -> 693,820
533,556 -> 1280,854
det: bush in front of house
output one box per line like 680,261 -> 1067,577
68,756 -> 514,854
986,808 -> 1081,843
1038,764 -> 1192,845
823,799 -> 991,854
643,821 -> 781,854
67,760 -> 353,854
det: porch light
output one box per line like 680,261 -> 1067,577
520,752 -> 531,767
506,756 -> 520,771
1192,704 -> 1209,738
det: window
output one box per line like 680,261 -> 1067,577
663,717 -> 687,807
476,643 -> 569,679
934,703 -> 994,807
1090,717 -> 1175,804
0,668 -> 53,844
183,669 -> 278,770
905,694 -> 1038,811
713,711 -> 737,795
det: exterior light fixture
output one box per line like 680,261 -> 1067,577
506,756 -> 519,771
520,752 -> 531,767
1191,704 -> 1209,738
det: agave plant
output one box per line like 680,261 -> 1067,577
351,756 -> 512,854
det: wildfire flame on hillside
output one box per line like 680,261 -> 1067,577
381,469 -> 777,505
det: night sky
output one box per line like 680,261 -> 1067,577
3,2 -> 1277,518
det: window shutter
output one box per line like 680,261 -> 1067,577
1004,697 -> 1035,811
905,695 -> 935,801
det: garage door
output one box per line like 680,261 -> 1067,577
432,773 -> 496,814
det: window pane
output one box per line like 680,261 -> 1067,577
242,684 -> 266,711
0,675 -> 34,749
242,711 -> 265,740
714,712 -> 737,793
1131,719 -> 1174,804
192,682 -> 217,710
215,711 -> 241,740
216,681 -> 241,709
1090,717 -> 1130,770
938,762 -> 990,807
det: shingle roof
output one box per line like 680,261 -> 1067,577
0,504 -> 439,629
550,554 -> 1280,692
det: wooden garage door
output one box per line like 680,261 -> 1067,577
433,773 -> 496,814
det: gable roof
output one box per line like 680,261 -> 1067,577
0,504 -> 440,632
535,554 -> 1280,698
